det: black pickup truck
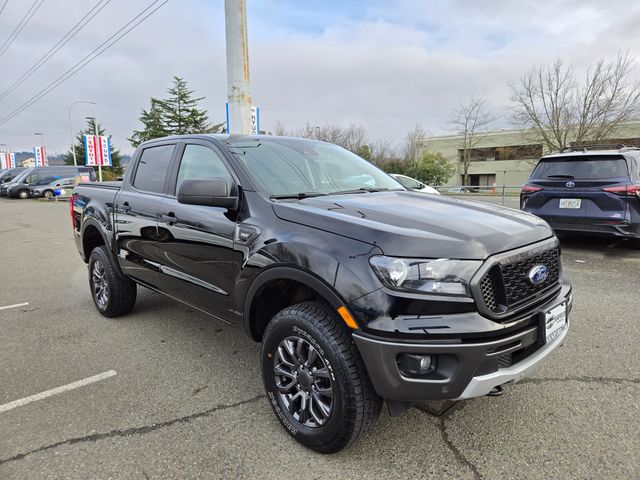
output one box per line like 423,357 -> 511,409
71,134 -> 572,453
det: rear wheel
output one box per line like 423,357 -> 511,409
43,190 -> 53,199
88,246 -> 137,317
261,301 -> 381,453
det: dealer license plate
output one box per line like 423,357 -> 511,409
559,198 -> 581,209
545,303 -> 567,344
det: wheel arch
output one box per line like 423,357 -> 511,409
80,219 -> 124,276
243,266 -> 346,342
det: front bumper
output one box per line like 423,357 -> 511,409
353,286 -> 571,402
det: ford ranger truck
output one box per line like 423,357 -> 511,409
71,134 -> 572,453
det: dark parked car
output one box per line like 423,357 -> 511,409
30,177 -> 78,199
521,146 -> 640,238
2,166 -> 95,198
72,135 -> 571,453
0,167 -> 25,195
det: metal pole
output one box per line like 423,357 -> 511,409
225,0 -> 252,134
94,120 -> 102,182
68,101 -> 96,166
501,170 -> 506,206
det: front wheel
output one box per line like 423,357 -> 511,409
88,246 -> 137,317
18,189 -> 29,199
43,190 -> 53,199
261,301 -> 382,453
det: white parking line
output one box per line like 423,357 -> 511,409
0,302 -> 29,311
0,370 -> 117,413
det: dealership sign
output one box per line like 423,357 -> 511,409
225,103 -> 260,134
84,135 -> 112,166
33,146 -> 47,167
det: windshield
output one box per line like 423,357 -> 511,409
11,169 -> 33,183
532,156 -> 629,180
0,168 -> 23,183
227,137 -> 404,196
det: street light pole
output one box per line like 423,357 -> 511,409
68,101 -> 96,166
224,0 -> 253,134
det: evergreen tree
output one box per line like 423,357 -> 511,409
129,98 -> 169,147
64,118 -> 123,179
161,76 -> 209,134
129,76 -> 211,147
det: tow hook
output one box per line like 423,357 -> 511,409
487,385 -> 503,397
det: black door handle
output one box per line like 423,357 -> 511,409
121,201 -> 131,213
160,213 -> 178,224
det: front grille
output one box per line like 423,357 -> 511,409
479,245 -> 561,317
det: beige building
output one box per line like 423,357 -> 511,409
19,157 -> 36,167
419,121 -> 640,188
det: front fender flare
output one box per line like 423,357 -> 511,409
242,266 -> 346,340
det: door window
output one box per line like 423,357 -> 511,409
176,145 -> 233,193
133,145 -> 175,193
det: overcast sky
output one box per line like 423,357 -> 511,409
0,0 -> 639,155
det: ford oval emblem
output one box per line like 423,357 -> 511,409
566,181 -> 575,188
528,265 -> 549,285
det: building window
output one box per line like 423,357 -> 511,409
459,144 -> 542,162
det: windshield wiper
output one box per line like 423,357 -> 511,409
269,192 -> 327,200
330,187 -> 397,195
546,174 -> 575,179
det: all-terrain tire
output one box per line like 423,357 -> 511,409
88,245 -> 137,317
261,300 -> 382,453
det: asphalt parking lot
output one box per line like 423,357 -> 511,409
1,197 -> 639,479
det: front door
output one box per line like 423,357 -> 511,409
156,142 -> 239,322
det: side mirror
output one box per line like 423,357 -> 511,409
177,178 -> 238,209
419,183 -> 425,188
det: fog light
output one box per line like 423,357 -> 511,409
397,353 -> 435,377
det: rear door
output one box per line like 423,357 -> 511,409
115,142 -> 176,289
524,155 -> 633,224
155,141 -> 239,322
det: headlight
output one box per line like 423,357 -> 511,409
369,256 -> 481,296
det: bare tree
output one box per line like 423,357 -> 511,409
273,121 -> 287,136
369,139 -> 397,165
449,96 -> 496,186
510,52 -> 640,151
296,123 -> 371,156
401,125 -> 429,162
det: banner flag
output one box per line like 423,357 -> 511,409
84,135 -> 111,166
33,146 -> 47,167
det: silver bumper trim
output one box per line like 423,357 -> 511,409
455,320 -> 569,400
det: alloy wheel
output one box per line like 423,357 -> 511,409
274,336 -> 334,427
91,260 -> 109,309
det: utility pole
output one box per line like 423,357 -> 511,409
225,0 -> 253,134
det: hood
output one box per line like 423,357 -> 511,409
272,191 -> 553,259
